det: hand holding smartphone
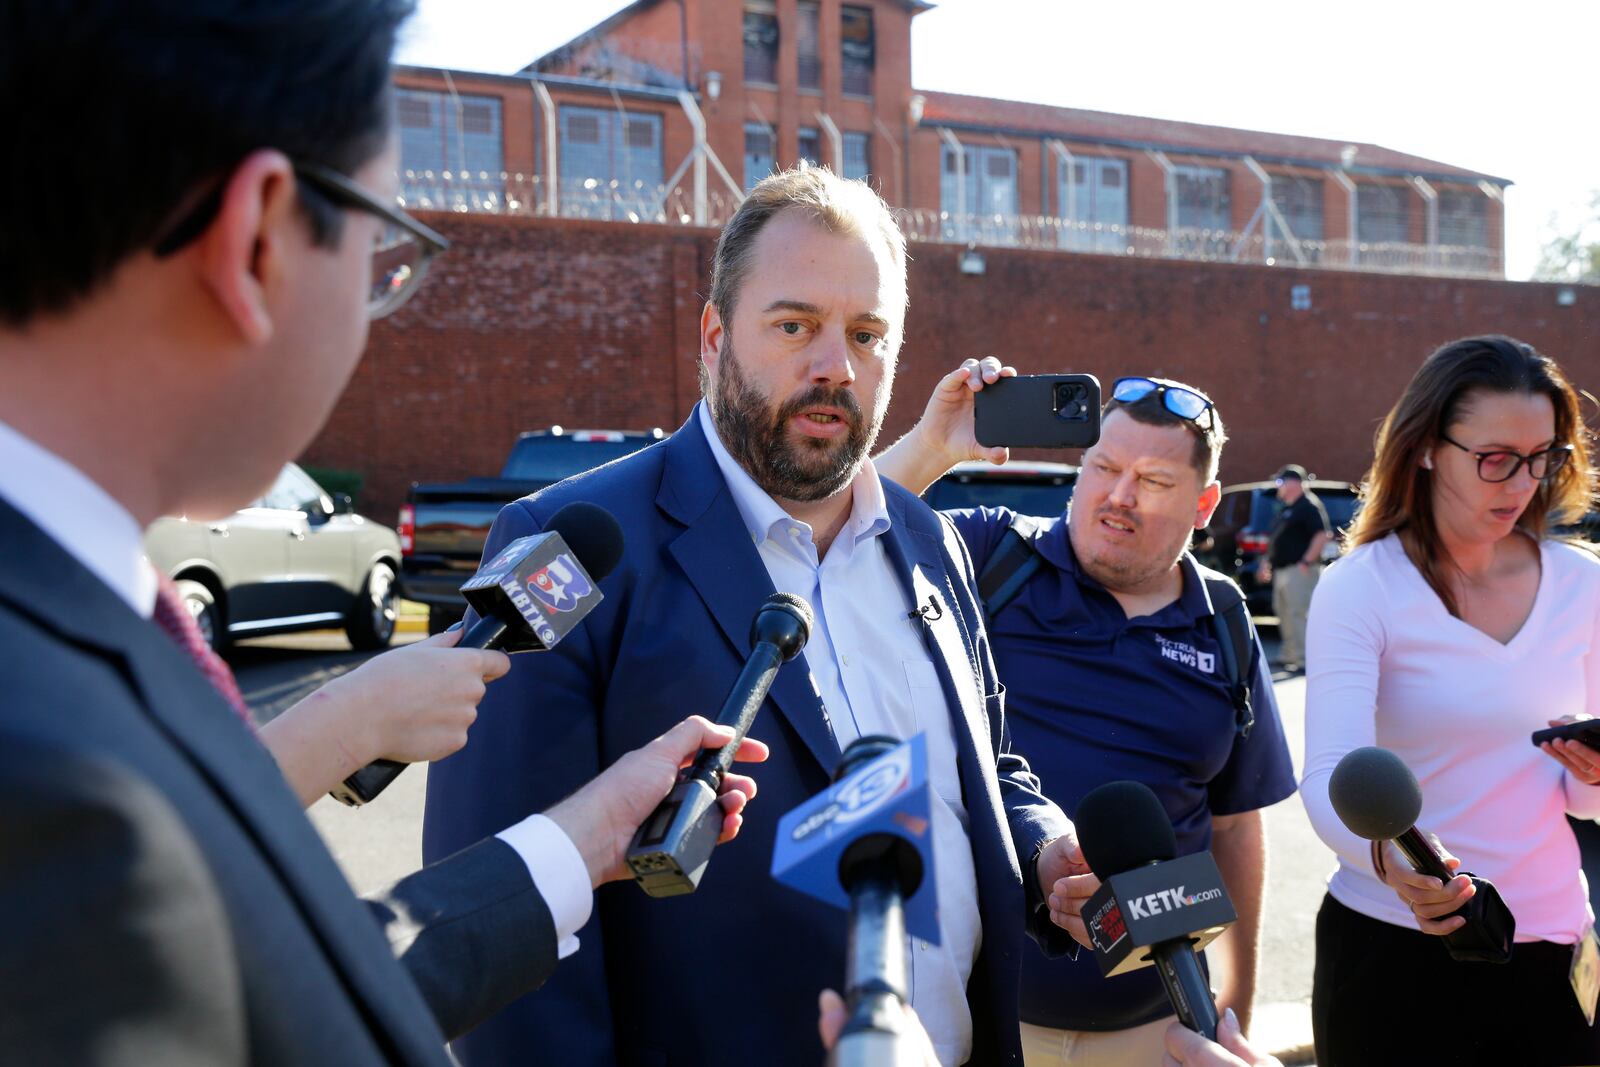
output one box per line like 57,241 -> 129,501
973,374 -> 1101,449
1531,719 -> 1600,748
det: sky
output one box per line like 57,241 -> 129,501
395,0 -> 1600,281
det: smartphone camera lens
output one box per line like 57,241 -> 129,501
1057,382 -> 1087,420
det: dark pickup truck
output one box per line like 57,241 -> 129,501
397,427 -> 666,632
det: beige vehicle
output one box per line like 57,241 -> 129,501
143,463 -> 401,653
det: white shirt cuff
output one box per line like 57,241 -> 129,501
495,813 -> 593,959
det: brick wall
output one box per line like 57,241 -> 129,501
305,213 -> 1599,521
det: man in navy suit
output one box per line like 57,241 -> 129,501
0,4 -> 765,1063
424,166 -> 1092,1067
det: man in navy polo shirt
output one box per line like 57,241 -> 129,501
878,360 -> 1296,1067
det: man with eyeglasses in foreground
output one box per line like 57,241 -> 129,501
876,362 -> 1297,1067
0,4 -> 766,1063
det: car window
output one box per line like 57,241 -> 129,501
262,464 -> 330,513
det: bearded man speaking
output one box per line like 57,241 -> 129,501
423,166 -> 1089,1067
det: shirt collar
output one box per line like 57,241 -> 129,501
1041,507 -> 1215,620
0,419 -> 158,617
696,400 -> 891,547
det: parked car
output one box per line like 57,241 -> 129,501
144,462 -> 402,653
399,427 -> 667,632
922,459 -> 1079,516
1196,479 -> 1361,616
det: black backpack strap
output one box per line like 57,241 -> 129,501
977,514 -> 1046,618
1202,574 -> 1257,741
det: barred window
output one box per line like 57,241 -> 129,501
559,105 -> 664,221
745,123 -> 775,192
744,4 -> 779,84
798,127 -> 821,168
1438,187 -> 1488,248
841,6 -> 873,97
396,88 -> 503,203
1174,165 -> 1230,231
843,132 -> 870,182
1357,183 -> 1410,244
797,1 -> 821,91
1271,175 -> 1324,242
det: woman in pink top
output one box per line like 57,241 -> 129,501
1303,335 -> 1600,1065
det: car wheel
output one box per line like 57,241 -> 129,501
427,605 -> 465,636
346,562 -> 397,651
175,578 -> 227,654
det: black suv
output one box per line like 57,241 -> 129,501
1196,480 -> 1361,617
922,460 -> 1078,517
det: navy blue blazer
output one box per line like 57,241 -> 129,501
0,497 -> 559,1065
423,410 -> 1075,1067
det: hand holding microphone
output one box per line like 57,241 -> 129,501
330,502 -> 625,807
1075,781 -> 1238,1041
1328,746 -> 1514,961
626,591 -> 812,896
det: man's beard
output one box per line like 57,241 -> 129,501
710,341 -> 880,503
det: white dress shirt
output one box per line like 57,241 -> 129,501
698,402 -> 982,1067
0,418 -> 593,959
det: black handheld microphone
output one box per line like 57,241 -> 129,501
824,736 -> 929,1067
1328,746 -> 1515,962
1076,781 -> 1236,1041
330,502 -> 625,807
626,591 -> 812,897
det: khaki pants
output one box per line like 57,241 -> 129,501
1272,562 -> 1320,666
1019,1016 -> 1172,1067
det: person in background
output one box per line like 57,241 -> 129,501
1301,335 -> 1600,1065
1259,464 -> 1330,674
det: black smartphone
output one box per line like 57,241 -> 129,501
973,374 -> 1102,449
1530,720 -> 1600,748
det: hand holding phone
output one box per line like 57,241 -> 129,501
973,374 -> 1102,449
1530,719 -> 1600,748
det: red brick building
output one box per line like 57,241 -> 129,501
393,0 -> 1508,275
305,2 -> 1596,520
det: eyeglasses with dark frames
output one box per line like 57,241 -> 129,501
151,161 -> 448,319
1436,432 -> 1574,484
1111,376 -> 1218,432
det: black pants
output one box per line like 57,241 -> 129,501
1313,894 -> 1600,1066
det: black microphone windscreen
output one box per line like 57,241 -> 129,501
1328,746 -> 1423,841
1075,780 -> 1178,880
545,502 -> 625,581
764,590 -> 814,636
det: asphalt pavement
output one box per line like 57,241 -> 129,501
238,627 -> 1324,1063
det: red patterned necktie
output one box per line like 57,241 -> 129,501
150,575 -> 256,732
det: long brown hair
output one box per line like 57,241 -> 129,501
1347,335 -> 1595,616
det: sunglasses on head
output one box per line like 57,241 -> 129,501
1111,376 -> 1217,431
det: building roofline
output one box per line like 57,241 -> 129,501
396,64 -> 691,105
920,116 -> 1512,188
523,0 -> 935,73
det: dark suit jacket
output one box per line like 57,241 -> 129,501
0,497 -> 559,1065
423,410 -> 1075,1067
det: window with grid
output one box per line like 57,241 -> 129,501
397,89 -> 503,205
798,127 -> 821,168
1058,157 -> 1128,252
841,6 -> 874,96
558,105 -> 664,220
1438,188 -> 1488,248
1270,175 -> 1324,242
941,144 -> 1018,243
744,4 -> 779,84
1174,165 -> 1230,232
745,123 -> 776,192
1357,183 -> 1410,244
797,1 -> 821,91
842,132 -> 870,183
